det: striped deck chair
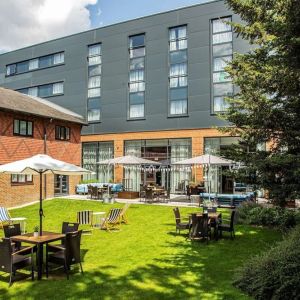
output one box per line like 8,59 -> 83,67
101,208 -> 122,231
77,210 -> 93,234
0,207 -> 11,229
120,203 -> 131,224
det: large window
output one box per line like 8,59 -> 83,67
17,82 -> 64,98
6,52 -> 64,76
13,119 -> 33,137
82,142 -> 114,182
124,138 -> 191,192
87,44 -> 101,122
128,34 -> 145,119
211,17 -> 233,113
169,25 -> 188,116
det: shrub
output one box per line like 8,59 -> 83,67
237,203 -> 299,229
79,179 -> 99,184
234,226 -> 300,300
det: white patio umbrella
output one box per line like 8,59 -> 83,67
173,154 -> 234,200
0,154 -> 91,235
98,155 -> 161,190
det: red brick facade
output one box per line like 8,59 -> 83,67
0,110 -> 82,208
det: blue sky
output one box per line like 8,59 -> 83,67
88,0 -> 213,28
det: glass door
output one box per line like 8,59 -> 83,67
54,175 -> 69,196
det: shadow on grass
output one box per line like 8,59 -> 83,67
0,229 -> 275,300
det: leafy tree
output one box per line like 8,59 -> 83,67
220,0 -> 300,206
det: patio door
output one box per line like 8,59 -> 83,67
54,175 -> 69,196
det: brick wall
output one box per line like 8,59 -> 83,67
0,110 -> 82,208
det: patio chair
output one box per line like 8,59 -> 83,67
139,184 -> 146,202
159,188 -> 171,203
145,188 -> 154,203
0,207 -> 12,228
189,213 -> 211,243
0,237 -> 35,286
0,207 -> 27,233
173,207 -> 190,234
91,186 -> 100,200
101,208 -> 122,231
120,203 -> 131,224
77,211 -> 93,234
46,230 -> 83,279
218,210 -> 236,239
47,222 -> 79,252
3,224 -> 37,255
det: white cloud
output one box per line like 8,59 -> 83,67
0,0 -> 97,53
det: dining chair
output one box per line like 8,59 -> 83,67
0,237 -> 35,285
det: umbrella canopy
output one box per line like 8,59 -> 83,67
0,154 -> 91,235
0,154 -> 91,175
173,154 -> 234,166
97,155 -> 161,166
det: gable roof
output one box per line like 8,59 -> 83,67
0,87 -> 86,125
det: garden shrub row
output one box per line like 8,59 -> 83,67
234,225 -> 300,300
237,202 -> 300,230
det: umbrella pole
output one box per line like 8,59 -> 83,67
39,172 -> 43,235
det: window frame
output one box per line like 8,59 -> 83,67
168,24 -> 189,117
55,125 -> 70,141
5,51 -> 65,77
13,119 -> 33,137
210,16 -> 233,115
128,33 -> 146,120
11,174 -> 33,185
87,43 -> 102,123
16,81 -> 64,98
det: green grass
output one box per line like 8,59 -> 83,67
0,199 -> 281,300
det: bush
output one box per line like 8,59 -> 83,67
234,226 -> 300,300
79,179 -> 99,184
237,202 -> 299,229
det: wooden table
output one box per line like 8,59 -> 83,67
11,231 -> 65,280
190,212 -> 221,240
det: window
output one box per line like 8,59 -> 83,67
11,174 -> 33,184
13,119 -> 33,136
55,126 -> 70,141
87,44 -> 102,122
17,82 -> 64,98
128,34 -> 145,119
211,17 -> 233,113
169,25 -> 188,116
5,52 -> 64,76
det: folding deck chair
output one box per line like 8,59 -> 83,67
0,207 -> 27,233
101,208 -> 122,231
77,210 -> 93,234
120,203 -> 131,224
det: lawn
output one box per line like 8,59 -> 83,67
0,199 -> 281,300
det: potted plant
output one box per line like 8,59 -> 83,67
33,226 -> 39,237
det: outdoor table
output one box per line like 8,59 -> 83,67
92,211 -> 106,227
11,231 -> 65,280
189,212 -> 221,240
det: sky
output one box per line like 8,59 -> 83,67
0,0 -> 213,53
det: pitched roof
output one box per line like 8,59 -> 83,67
0,87 -> 86,125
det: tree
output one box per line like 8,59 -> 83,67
220,0 -> 300,206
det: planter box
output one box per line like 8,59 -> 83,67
118,191 -> 139,199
